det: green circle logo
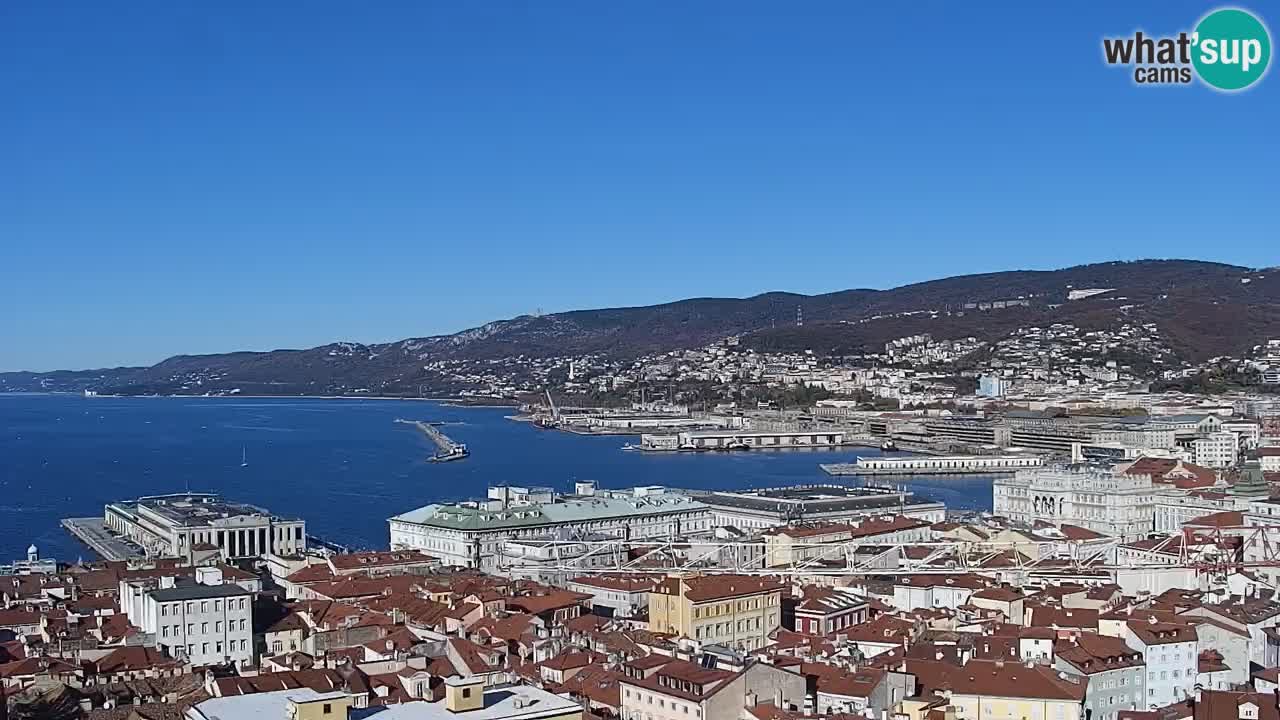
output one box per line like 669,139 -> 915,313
1192,8 -> 1272,90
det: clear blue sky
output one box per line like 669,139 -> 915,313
2,1 -> 1276,371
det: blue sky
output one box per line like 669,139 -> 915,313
2,1 -> 1276,371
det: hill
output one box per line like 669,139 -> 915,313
3,259 -> 1277,396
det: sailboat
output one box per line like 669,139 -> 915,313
240,446 -> 248,468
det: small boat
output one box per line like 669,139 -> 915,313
240,446 -> 249,468
725,440 -> 750,451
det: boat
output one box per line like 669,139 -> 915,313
881,440 -> 898,451
725,439 -> 750,451
240,446 -> 248,468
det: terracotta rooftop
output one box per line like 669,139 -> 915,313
1055,634 -> 1144,674
908,658 -> 1086,701
655,574 -> 786,602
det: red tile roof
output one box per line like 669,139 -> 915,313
655,574 -> 785,603
1055,634 -> 1144,673
909,658 -> 1087,701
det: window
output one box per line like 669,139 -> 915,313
187,624 -> 194,635
202,622 -> 209,634
214,600 -> 221,612
186,602 -> 194,613
323,704 -> 332,715
161,605 -> 168,617
216,621 -> 223,632
463,688 -> 471,698
202,642 -> 209,654
201,601 -> 208,612
216,641 -> 223,654
272,641 -> 283,653
161,626 -> 169,638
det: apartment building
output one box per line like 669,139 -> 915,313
565,575 -> 658,618
648,574 -> 785,651
121,567 -> 255,668
619,657 -> 804,720
1054,634 -> 1147,720
1126,620 -> 1198,707
1192,432 -> 1239,468
793,586 -> 869,635
908,658 -> 1087,720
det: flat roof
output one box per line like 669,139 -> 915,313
695,485 -> 941,513
390,494 -> 706,530
189,688 -> 340,720
110,493 -> 300,526
349,686 -> 580,720
150,581 -> 252,602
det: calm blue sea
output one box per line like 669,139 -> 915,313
0,394 -> 996,564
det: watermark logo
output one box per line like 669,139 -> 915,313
1103,7 -> 1271,91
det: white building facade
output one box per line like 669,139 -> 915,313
1192,432 -> 1239,468
993,465 -> 1157,539
121,568 -> 255,668
105,493 -> 306,560
389,490 -> 710,572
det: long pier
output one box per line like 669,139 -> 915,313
61,517 -> 144,561
821,454 -> 1043,477
396,419 -> 469,461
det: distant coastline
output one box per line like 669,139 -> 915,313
3,391 -> 519,407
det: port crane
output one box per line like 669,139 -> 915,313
543,389 -> 561,427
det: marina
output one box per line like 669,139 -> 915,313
396,418 -> 469,461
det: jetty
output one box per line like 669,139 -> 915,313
61,517 -> 144,561
397,418 -> 469,462
821,454 -> 1043,477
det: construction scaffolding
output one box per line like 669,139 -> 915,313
498,524 -> 1280,579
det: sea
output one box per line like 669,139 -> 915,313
0,394 -> 998,564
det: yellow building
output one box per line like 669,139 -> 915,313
649,574 -> 784,651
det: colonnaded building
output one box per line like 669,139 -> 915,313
105,493 -> 307,561
993,464 -> 1157,539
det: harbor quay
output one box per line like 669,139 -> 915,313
637,428 -> 847,451
395,417 -> 469,461
60,517 -> 145,561
821,453 -> 1045,476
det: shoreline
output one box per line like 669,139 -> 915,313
5,391 -> 519,407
